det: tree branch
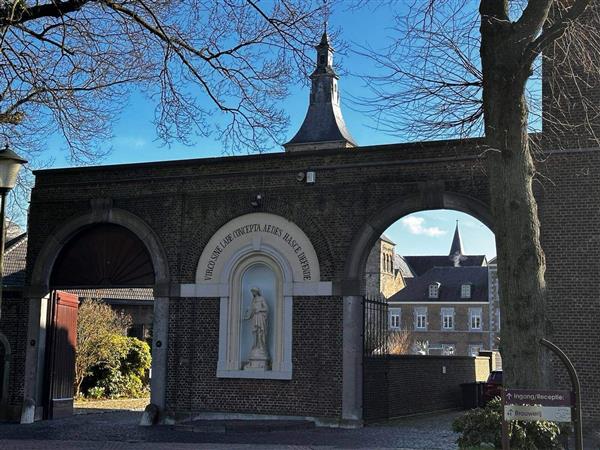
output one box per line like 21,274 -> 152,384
0,1 -> 92,26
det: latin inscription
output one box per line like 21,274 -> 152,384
204,223 -> 312,281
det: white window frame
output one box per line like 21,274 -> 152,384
441,307 -> 455,330
461,284 -> 472,299
468,344 -> 483,357
389,308 -> 401,330
469,307 -> 482,331
428,283 -> 440,299
415,307 -> 428,330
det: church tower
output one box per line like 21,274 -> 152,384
449,221 -> 466,267
283,32 -> 356,152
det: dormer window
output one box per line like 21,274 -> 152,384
429,282 -> 440,299
461,284 -> 472,299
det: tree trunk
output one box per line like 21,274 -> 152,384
480,8 -> 548,389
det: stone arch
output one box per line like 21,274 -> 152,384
340,191 -> 493,422
343,191 -> 493,292
31,208 -> 169,291
24,207 -> 171,423
194,212 -> 322,286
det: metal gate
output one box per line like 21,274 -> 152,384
363,295 -> 389,422
43,291 -> 79,419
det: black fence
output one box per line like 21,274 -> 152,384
363,295 -> 388,356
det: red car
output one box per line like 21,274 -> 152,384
482,370 -> 503,404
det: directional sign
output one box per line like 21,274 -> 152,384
504,404 -> 572,422
504,389 -> 572,407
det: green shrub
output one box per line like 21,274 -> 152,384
86,386 -> 105,400
82,335 -> 151,398
452,397 -> 564,449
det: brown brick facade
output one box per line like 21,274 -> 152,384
390,303 -> 492,356
0,292 -> 28,420
363,355 -> 490,421
166,296 -> 343,420
5,135 -> 598,424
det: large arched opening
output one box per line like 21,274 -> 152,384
22,209 -> 169,423
340,192 -> 498,422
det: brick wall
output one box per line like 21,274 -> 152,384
16,135 -> 600,423
166,296 -> 343,420
363,355 -> 490,422
0,291 -> 28,421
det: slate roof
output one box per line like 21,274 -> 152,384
68,288 -> 154,302
449,222 -> 464,256
394,254 -> 414,279
388,266 -> 489,303
3,232 -> 27,288
284,32 -> 356,150
380,233 -> 395,245
403,255 -> 486,277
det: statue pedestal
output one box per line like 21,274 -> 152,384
243,348 -> 271,371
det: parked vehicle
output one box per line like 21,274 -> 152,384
482,370 -> 503,404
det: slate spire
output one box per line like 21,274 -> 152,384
449,221 -> 464,257
283,30 -> 356,152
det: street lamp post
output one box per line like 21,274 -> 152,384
0,145 -> 27,320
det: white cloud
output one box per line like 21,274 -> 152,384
401,216 -> 446,237
114,136 -> 147,149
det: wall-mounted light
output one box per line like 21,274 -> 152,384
251,194 -> 263,208
306,171 -> 316,184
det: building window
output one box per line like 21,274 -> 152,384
469,307 -> 482,331
461,284 -> 471,299
415,307 -> 427,330
469,344 -> 483,356
441,307 -> 454,330
389,308 -> 401,330
441,343 -> 455,355
428,283 -> 440,299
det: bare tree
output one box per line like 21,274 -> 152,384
357,1 -> 600,389
0,0 -> 327,218
387,329 -> 413,355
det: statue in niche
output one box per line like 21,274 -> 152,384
243,287 -> 271,370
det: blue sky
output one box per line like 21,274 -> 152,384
385,210 -> 496,259
44,3 -> 496,258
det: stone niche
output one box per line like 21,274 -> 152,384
183,212 -> 331,380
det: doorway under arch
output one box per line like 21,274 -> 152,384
22,209 -> 170,423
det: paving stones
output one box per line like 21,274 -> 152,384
0,409 -> 462,449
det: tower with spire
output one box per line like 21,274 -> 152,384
449,221 -> 466,267
283,31 -> 356,152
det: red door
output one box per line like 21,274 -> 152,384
43,291 -> 79,419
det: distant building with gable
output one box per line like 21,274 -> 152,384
386,222 -> 500,356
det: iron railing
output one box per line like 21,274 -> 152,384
363,295 -> 389,356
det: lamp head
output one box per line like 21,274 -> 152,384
0,144 -> 27,191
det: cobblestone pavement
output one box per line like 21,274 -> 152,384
0,410 -> 462,449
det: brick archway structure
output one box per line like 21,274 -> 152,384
22,207 -> 170,423
340,191 -> 493,421
13,138 -> 599,426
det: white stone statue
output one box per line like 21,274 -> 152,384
243,287 -> 271,370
